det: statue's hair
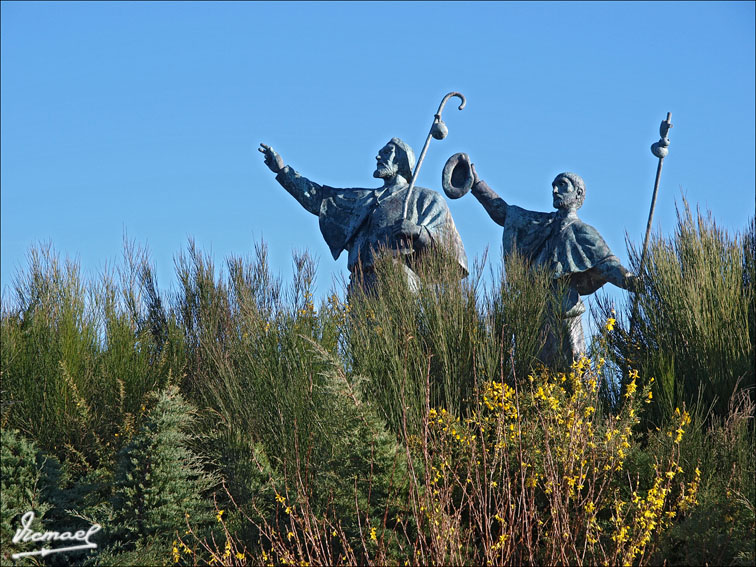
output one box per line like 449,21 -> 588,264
553,171 -> 586,207
388,138 -> 416,182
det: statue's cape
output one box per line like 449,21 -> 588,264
502,204 -> 615,295
318,185 -> 468,275
318,187 -> 376,260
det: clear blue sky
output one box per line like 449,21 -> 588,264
2,1 -> 754,317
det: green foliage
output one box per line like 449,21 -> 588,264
1,429 -> 55,564
111,385 -> 216,550
173,241 -> 409,556
600,202 -> 755,424
650,389 -> 756,566
345,245 -> 555,438
1,242 -> 185,472
1,205 -> 753,565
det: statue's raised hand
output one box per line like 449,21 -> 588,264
470,162 -> 480,186
259,143 -> 284,174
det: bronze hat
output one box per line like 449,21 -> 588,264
442,152 -> 473,199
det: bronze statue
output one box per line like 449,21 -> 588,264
442,153 -> 637,363
259,139 -> 468,294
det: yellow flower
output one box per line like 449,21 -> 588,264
605,317 -> 616,332
674,427 -> 684,443
370,527 -> 377,542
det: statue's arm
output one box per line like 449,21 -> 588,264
594,256 -> 639,291
275,166 -> 327,216
470,172 -> 509,226
259,143 -> 325,216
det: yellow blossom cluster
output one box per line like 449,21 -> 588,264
417,355 -> 699,565
297,290 -> 316,317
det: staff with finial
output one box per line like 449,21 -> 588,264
640,112 -> 673,276
403,92 -> 466,218
629,112 -> 673,339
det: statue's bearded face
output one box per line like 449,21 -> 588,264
373,144 -> 399,180
552,177 -> 582,210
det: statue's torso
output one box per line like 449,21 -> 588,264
346,185 -> 431,270
502,204 -> 615,299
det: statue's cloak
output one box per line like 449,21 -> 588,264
502,204 -> 615,295
274,165 -> 468,276
319,184 -> 468,275
318,188 -> 375,259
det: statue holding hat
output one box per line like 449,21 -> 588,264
441,153 -> 637,364
259,139 -> 468,294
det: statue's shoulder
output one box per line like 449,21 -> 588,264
322,186 -> 375,203
506,204 -> 555,229
414,185 -> 443,198
571,218 -> 610,245
413,185 -> 451,207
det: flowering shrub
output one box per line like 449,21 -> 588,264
193,357 -> 700,566
411,357 -> 699,566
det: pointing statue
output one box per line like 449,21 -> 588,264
259,138 -> 468,293
442,153 -> 637,364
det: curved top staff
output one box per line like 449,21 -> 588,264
403,92 -> 466,217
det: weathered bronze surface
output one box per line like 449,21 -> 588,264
259,139 -> 468,293
455,158 -> 637,364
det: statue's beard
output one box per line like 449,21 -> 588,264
554,193 -> 580,210
373,163 -> 398,179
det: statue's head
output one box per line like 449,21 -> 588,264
552,172 -> 585,211
373,138 -> 416,183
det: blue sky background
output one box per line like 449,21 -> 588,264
2,1 -> 754,325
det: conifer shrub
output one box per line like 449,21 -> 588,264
172,241 -> 410,560
1,429 -> 55,564
110,386 -> 216,555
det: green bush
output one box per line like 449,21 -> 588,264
1,204 -> 753,565
1,242 -> 185,472
1,429 -> 55,564
110,386 -> 216,550
600,202 -> 755,425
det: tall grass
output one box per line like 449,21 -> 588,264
597,200 -> 755,425
345,246 -> 557,438
1,207 -> 753,565
1,242 -> 184,472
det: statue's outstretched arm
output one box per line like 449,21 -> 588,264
259,143 -> 324,216
471,178 -> 509,226
594,256 -> 639,292
467,162 -> 508,226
